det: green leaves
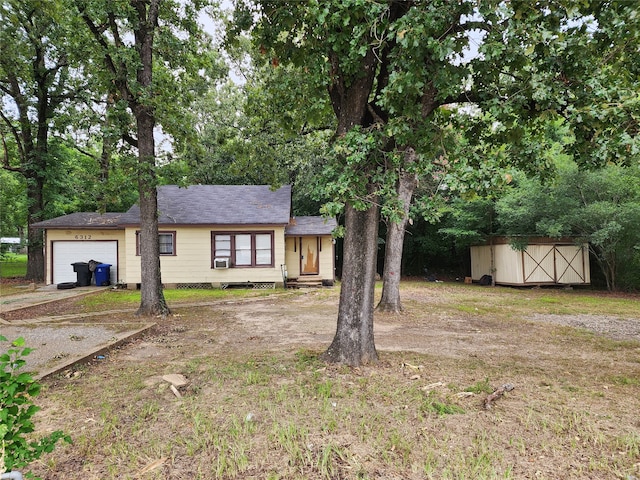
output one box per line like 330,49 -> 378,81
1,337 -> 72,475
493,162 -> 640,290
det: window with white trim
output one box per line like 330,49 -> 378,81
212,231 -> 274,267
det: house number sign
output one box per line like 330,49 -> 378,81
74,235 -> 93,240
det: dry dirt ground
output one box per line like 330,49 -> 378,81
3,283 -> 640,479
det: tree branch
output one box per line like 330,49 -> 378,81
123,132 -> 139,148
0,132 -> 24,173
71,144 -> 98,160
79,7 -> 132,106
0,106 -> 26,163
440,90 -> 481,107
452,21 -> 492,34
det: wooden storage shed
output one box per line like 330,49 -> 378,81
470,237 -> 590,286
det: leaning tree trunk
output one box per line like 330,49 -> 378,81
322,200 -> 379,366
377,148 -> 418,313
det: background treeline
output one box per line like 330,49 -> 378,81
2,1 -> 640,292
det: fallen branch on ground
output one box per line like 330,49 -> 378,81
484,383 -> 514,410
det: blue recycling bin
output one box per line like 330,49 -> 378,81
94,263 -> 112,286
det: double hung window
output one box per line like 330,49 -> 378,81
136,231 -> 176,256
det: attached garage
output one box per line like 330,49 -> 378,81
52,240 -> 118,285
31,212 -> 125,286
32,186 -> 337,289
470,237 -> 591,286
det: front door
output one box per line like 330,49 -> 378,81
300,237 -> 319,275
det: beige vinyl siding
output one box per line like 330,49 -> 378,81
317,236 -> 335,281
124,226 -> 286,284
496,245 -> 525,283
285,237 -> 300,278
470,245 -> 493,282
285,236 -> 335,281
44,229 -> 126,284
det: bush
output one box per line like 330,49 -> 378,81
0,336 -> 71,477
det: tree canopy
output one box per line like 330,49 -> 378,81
0,0 -> 89,280
232,0 -> 640,364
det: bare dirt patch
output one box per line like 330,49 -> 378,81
9,284 -> 640,479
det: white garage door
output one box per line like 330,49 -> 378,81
52,241 -> 118,285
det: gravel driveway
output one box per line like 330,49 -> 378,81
1,285 -> 153,378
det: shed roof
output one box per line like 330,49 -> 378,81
285,216 -> 337,236
119,185 -> 292,226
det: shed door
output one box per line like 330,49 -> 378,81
52,241 -> 118,284
555,245 -> 588,284
300,237 -> 319,275
523,245 -> 556,283
523,244 -> 588,284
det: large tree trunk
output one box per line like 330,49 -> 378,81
377,148 -> 418,313
135,113 -> 168,316
322,200 -> 379,366
321,43 -> 379,366
25,176 -> 45,282
134,0 -> 169,317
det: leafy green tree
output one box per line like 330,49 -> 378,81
439,196 -> 498,253
496,163 -> 640,291
237,0 -> 638,365
0,158 -> 27,239
75,0 -> 223,316
1,336 -> 71,477
164,78 -> 332,213
561,4 -> 640,168
0,0 -> 88,281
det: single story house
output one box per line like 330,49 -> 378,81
32,185 -> 337,289
470,237 -> 591,286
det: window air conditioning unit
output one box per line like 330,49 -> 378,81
214,258 -> 230,269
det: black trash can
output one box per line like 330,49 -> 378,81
71,262 -> 92,286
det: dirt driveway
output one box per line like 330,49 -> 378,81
4,283 -> 640,479
2,285 -> 640,378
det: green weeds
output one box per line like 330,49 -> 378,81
0,337 -> 71,477
20,283 -> 640,479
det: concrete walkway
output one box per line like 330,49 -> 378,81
0,284 -> 105,316
0,284 -> 154,379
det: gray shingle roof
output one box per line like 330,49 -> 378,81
285,216 -> 337,236
31,212 -> 125,229
120,185 -> 292,226
31,186 -> 294,229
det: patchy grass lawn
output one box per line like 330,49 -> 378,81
0,253 -> 27,296
12,282 -> 640,479
0,253 -> 27,278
